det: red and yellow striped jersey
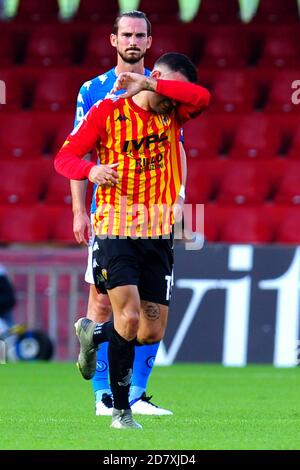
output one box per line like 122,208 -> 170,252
55,78 -> 211,237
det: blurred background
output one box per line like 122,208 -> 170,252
1,0 -> 300,365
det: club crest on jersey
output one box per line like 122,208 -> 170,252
101,269 -> 108,281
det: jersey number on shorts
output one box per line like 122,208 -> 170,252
165,271 -> 174,301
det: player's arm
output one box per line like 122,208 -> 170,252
155,79 -> 210,123
71,167 -> 91,245
173,142 -> 187,222
71,86 -> 93,244
54,104 -> 119,184
112,73 -> 210,123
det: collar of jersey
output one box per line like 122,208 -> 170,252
127,97 -> 152,118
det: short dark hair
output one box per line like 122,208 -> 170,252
113,10 -> 152,36
154,53 -> 198,83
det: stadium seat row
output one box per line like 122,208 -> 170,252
186,159 -> 300,205
1,111 -> 300,160
1,67 -> 300,114
6,0 -> 300,24
2,23 -> 300,68
2,158 -> 300,206
204,204 -> 300,243
1,203 -> 300,245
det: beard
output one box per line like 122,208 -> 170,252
118,48 -> 146,64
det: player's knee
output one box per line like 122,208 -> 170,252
122,310 -> 140,334
87,293 -> 112,322
138,331 -> 163,344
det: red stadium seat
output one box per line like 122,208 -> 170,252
203,213 -> 218,242
0,112 -> 47,158
0,32 -> 16,66
183,118 -> 222,159
201,29 -> 251,67
276,207 -> 300,243
210,69 -> 257,112
218,161 -> 273,205
52,114 -> 75,154
74,0 -> 119,23
0,159 -> 52,204
47,205 -> 76,244
138,0 -> 180,23
275,162 -> 300,205
185,159 -> 229,204
183,118 -> 223,159
0,204 -> 50,243
266,70 -> 300,113
46,173 -> 72,206
33,69 -> 80,112
83,26 -> 117,68
221,207 -> 274,243
229,113 -> 282,159
186,160 -> 214,204
254,0 -> 298,23
26,26 -> 73,67
16,0 -> 59,21
0,69 -> 23,110
260,31 -> 300,68
145,25 -> 192,68
288,123 -> 300,159
192,0 -> 240,23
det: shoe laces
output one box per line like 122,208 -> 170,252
102,393 -> 113,408
139,392 -> 158,408
118,411 -> 136,427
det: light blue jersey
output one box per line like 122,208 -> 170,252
74,67 -> 151,214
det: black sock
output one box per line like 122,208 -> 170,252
92,321 -> 113,345
108,327 -> 135,410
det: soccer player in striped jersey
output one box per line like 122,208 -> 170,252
71,11 -> 186,417
55,52 -> 210,429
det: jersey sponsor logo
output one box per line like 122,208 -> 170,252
122,132 -> 168,153
135,154 -> 164,173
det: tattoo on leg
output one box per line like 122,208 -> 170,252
143,302 -> 160,321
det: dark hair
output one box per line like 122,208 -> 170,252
113,10 -> 152,36
154,53 -> 198,83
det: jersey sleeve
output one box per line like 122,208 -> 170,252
74,83 -> 94,127
156,79 -> 211,125
55,103 -> 104,180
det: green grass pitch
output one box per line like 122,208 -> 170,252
0,362 -> 300,450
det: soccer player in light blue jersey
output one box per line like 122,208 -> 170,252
71,10 -> 186,416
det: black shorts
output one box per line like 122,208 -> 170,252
92,235 -> 174,306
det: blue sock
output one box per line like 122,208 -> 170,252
92,342 -> 111,398
129,342 -> 160,403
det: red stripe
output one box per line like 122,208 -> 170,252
161,114 -> 174,206
148,116 -> 161,236
106,105 -> 117,235
169,124 -> 179,204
